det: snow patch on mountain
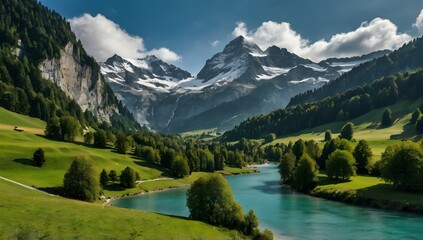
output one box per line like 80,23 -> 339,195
256,66 -> 291,80
290,77 -> 329,85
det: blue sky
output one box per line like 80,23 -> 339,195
39,0 -> 423,74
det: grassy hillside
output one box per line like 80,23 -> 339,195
0,107 -> 46,134
0,179 -> 239,239
0,108 -> 254,197
265,98 -> 423,159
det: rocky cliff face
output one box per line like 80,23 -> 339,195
40,43 -> 116,123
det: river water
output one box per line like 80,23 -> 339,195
112,164 -> 423,239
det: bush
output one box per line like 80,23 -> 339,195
292,154 -> 319,192
265,133 -> 276,143
63,156 -> 99,202
254,228 -> 274,240
33,148 -> 45,167
326,150 -> 356,180
324,130 -> 332,141
380,141 -> 423,191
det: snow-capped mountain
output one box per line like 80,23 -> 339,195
101,36 -> 390,132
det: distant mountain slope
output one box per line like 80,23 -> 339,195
0,0 -> 140,132
101,36 -> 385,132
223,68 -> 423,141
288,37 -> 423,107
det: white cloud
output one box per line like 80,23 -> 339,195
233,18 -> 412,62
146,48 -> 181,61
211,40 -> 220,47
413,9 -> 423,33
69,13 -> 181,62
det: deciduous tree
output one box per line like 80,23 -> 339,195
63,156 -> 99,202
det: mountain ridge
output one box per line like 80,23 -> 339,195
100,35 -> 391,132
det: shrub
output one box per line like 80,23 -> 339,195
33,148 -> 45,167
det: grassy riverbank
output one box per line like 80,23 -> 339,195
311,175 -> 423,213
0,179 -> 241,239
262,99 -> 423,213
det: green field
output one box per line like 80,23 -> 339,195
0,107 -> 254,198
312,175 -> 423,212
0,179 -> 239,239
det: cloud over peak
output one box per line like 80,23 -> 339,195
69,14 -> 181,62
233,17 -> 412,62
414,9 -> 423,34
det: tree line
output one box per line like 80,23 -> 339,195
223,68 -> 423,141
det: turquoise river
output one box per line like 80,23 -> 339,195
112,164 -> 423,239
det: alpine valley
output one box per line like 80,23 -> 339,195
101,36 -> 389,133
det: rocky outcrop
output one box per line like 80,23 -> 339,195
40,43 -> 116,123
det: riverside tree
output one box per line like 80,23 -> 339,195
187,174 -> 246,230
353,140 -> 373,174
292,154 -> 319,192
380,141 -> 423,191
279,151 -> 296,183
63,156 -> 99,202
326,150 -> 356,180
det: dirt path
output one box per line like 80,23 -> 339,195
136,177 -> 174,186
0,176 -> 54,196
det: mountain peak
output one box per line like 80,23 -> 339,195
223,36 -> 262,54
143,55 -> 160,62
105,54 -> 124,64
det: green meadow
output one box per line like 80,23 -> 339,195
0,179 -> 239,239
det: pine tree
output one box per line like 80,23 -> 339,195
340,122 -> 354,140
100,169 -> 109,188
381,108 -> 393,127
